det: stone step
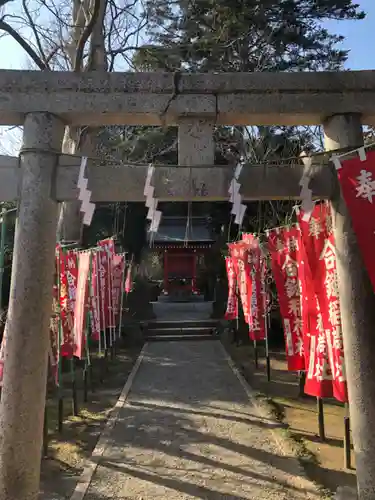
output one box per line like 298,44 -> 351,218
144,320 -> 219,330
146,334 -> 218,342
146,327 -> 215,337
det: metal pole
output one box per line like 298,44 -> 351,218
344,402 -> 352,469
263,275 -> 271,382
317,397 -> 326,441
254,340 -> 258,369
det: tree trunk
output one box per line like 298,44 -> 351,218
57,0 -> 108,243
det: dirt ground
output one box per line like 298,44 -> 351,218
39,342 -> 141,500
224,340 -> 356,496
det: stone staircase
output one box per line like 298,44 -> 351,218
142,319 -> 220,341
143,300 -> 221,341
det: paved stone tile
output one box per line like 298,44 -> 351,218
84,341 -> 320,499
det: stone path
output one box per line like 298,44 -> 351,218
82,341 -> 320,499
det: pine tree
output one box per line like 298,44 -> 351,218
139,0 -> 364,72
126,0 -> 366,253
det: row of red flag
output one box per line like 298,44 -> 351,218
0,237 -> 132,386
50,238 -> 131,376
49,238 -> 132,382
224,148 -> 375,403
225,203 -> 347,402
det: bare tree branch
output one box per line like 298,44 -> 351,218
21,0 -> 49,67
0,18 -> 48,69
74,0 -> 101,71
0,0 -> 13,9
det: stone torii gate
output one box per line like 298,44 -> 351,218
0,69 -> 375,500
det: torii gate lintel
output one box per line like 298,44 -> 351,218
0,67 -> 374,500
0,154 -> 334,202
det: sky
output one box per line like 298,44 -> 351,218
0,0 -> 374,153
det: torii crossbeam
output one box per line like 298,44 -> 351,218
0,69 -> 374,500
0,155 -> 334,202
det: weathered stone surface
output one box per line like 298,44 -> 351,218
83,341 -> 319,499
0,155 -> 333,202
334,486 -> 358,500
324,113 -> 374,500
2,69 -> 375,126
179,70 -> 375,93
178,119 -> 215,166
0,112 -> 64,500
239,161 -> 334,200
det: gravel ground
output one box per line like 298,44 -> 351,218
84,340 -> 321,500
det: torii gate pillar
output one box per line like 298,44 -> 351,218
0,113 -> 64,500
324,114 -> 375,500
177,118 -> 219,198
178,119 -> 215,166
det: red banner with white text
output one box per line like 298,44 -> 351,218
112,254 -> 125,325
267,226 -> 305,371
336,149 -> 375,292
228,242 -> 252,326
57,246 -> 74,358
225,256 -> 238,320
65,249 -> 78,329
298,203 -> 347,402
296,235 -> 334,398
89,251 -> 101,341
98,238 -> 115,329
243,234 -> 266,341
73,252 -> 90,359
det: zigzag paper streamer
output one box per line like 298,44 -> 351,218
235,204 -> 246,225
229,161 -> 246,226
149,210 -> 162,233
78,156 -> 95,226
144,164 -> 155,196
144,164 -> 163,236
299,153 -> 314,223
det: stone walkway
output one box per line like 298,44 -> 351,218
83,341 -> 320,499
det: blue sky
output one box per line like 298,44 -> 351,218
0,0 -> 374,70
0,0 -> 374,153
324,0 -> 375,70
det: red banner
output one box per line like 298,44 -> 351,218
228,242 -> 252,325
267,226 -> 305,371
57,246 -> 74,358
224,256 -> 238,320
98,239 -> 115,329
229,239 -> 265,340
49,284 -> 59,383
296,236 -> 334,398
89,251 -> 101,341
125,263 -> 132,293
336,149 -> 375,291
65,249 -> 78,323
112,254 -> 125,325
244,234 -> 266,341
73,252 -> 90,359
298,203 -> 347,402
